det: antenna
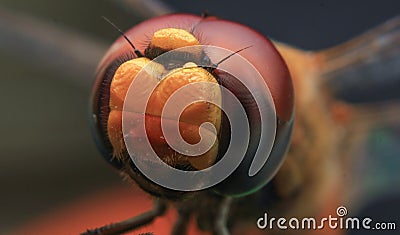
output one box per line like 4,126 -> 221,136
102,16 -> 143,58
212,45 -> 252,69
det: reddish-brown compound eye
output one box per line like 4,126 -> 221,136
90,14 -> 294,197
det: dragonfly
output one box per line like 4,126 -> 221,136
1,1 -> 399,235
83,10 -> 400,235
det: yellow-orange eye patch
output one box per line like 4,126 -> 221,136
107,56 -> 222,170
149,28 -> 200,51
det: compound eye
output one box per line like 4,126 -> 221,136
90,14 -> 294,197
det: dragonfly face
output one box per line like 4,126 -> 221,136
87,12 -> 399,234
90,13 -> 294,200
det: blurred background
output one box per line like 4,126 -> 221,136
0,0 -> 399,234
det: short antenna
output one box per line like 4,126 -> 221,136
212,45 -> 253,68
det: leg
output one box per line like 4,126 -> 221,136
214,197 -> 233,235
171,205 -> 191,235
82,198 -> 167,235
